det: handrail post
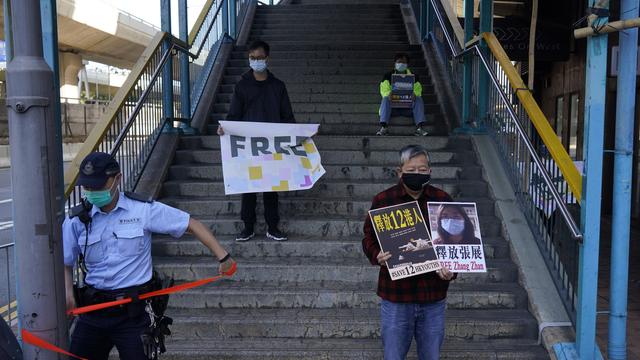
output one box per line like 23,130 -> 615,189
423,0 -> 433,40
222,0 -> 229,33
458,0 -> 474,132
477,0 -> 492,130
178,0 -> 196,134
229,0 -> 237,39
161,0 -> 174,127
608,0 -> 638,358
573,0 -> 609,359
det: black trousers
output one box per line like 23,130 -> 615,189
241,192 -> 280,229
70,310 -> 150,360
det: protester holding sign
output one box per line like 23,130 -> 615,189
362,145 -> 455,360
217,40 -> 295,242
377,53 -> 428,137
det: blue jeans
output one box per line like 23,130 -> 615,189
379,96 -> 426,125
380,299 -> 446,360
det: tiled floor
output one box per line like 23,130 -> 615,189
594,219 -> 640,359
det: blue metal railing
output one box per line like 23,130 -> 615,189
415,0 -> 583,323
189,0 -> 253,116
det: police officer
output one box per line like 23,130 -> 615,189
63,152 -> 236,359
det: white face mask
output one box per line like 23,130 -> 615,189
395,62 -> 407,72
440,218 -> 465,235
250,59 -> 268,73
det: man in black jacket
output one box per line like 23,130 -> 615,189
217,40 -> 294,242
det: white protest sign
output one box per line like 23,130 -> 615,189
219,121 -> 326,195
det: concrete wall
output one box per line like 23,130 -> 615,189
0,99 -> 106,138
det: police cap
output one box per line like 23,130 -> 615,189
77,152 -> 120,189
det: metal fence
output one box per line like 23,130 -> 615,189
419,0 -> 583,323
0,242 -> 16,330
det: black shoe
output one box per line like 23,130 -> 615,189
235,227 -> 255,242
266,228 -> 288,241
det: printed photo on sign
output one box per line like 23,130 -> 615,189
369,201 -> 442,281
218,120 -> 326,195
426,202 -> 486,273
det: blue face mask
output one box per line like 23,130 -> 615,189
84,179 -> 119,208
440,218 -> 465,235
395,62 -> 407,72
250,59 -> 268,73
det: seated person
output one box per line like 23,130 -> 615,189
377,52 -> 428,136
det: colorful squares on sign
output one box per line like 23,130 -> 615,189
304,141 -> 317,154
273,153 -> 283,160
300,157 -> 312,169
272,180 -> 289,191
249,166 -> 263,180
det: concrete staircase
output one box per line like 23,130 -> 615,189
152,1 -> 549,358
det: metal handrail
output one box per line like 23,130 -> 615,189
63,31 -> 168,198
473,47 -> 582,241
428,0 -> 582,241
482,32 -> 583,202
109,43 -> 179,157
191,0 -> 227,59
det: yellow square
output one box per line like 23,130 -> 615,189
303,141 -> 317,154
273,153 -> 283,160
300,157 -> 312,169
249,166 -> 263,180
272,180 -> 289,191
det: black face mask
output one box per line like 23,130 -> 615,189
401,173 -> 431,191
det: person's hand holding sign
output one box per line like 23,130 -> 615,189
217,126 -> 225,136
377,251 -> 392,267
436,266 -> 454,281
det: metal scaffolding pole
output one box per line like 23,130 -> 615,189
6,0 -> 67,357
576,0 -> 609,359
608,0 -> 638,358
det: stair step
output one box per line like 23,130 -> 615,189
223,74 -> 431,85
173,149 -> 464,165
249,24 -> 404,31
162,178 -> 489,199
233,44 -> 422,52
211,102 -> 439,114
160,308 -> 539,341
207,113 -> 446,126
160,195 -> 496,218
178,135 -> 458,151
139,338 -> 547,360
227,58 -> 426,69
154,256 -> 515,284
167,282 -> 527,310
225,66 -> 428,76
167,164 -> 478,182
230,50 -> 424,59
215,93 -> 437,105
208,123 -> 443,136
152,234 -> 508,259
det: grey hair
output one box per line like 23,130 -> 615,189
399,145 -> 430,166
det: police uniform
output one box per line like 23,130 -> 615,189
63,153 -> 190,360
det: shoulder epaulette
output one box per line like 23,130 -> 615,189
124,191 -> 154,203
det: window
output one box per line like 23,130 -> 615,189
555,96 -> 564,144
569,93 -> 580,159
